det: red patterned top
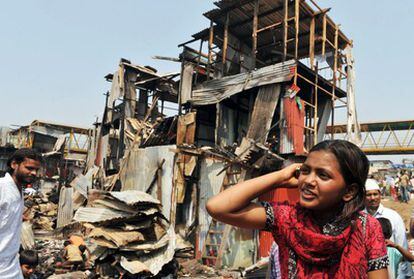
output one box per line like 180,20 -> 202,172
262,202 -> 388,279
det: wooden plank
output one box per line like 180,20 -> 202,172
246,84 -> 281,143
177,112 -> 196,145
179,63 -> 194,105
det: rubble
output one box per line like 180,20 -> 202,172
73,190 -> 177,277
24,191 -> 59,233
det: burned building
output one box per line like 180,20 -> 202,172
7,120 -> 92,182
87,0 -> 359,274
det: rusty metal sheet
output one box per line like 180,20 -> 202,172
120,227 -> 176,275
120,145 -> 176,220
109,190 -> 160,206
57,186 -> 74,228
191,60 -> 295,105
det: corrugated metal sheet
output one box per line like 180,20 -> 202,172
109,190 -> 160,206
120,145 -> 176,220
70,166 -> 99,198
57,186 -> 74,228
198,0 -> 351,56
119,227 -> 176,276
280,97 -> 305,155
191,60 -> 295,105
74,207 -> 158,223
73,207 -> 133,223
21,221 -> 35,250
198,158 -> 226,255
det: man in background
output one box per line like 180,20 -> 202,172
365,178 -> 413,278
0,149 -> 42,279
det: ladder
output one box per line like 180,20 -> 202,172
201,164 -> 241,268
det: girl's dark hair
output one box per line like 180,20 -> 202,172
377,217 -> 392,239
309,140 -> 369,225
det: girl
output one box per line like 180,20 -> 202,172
207,140 -> 388,278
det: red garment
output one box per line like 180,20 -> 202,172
264,202 -> 388,279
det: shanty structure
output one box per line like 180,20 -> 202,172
176,0 -> 358,267
88,0 -> 358,273
7,120 -> 92,181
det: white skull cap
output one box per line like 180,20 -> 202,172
365,179 -> 380,191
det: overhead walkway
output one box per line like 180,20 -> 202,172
326,120 -> 414,155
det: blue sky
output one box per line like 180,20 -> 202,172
1,1 -> 413,161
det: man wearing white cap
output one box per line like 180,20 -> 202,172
365,178 -> 413,278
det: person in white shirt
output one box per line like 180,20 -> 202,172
365,178 -> 413,279
0,148 -> 42,279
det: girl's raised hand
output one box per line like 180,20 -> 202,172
279,163 -> 302,188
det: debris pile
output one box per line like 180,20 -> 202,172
24,191 -> 59,233
35,239 -> 65,277
73,190 -> 176,278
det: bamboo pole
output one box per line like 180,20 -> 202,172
309,17 -> 315,70
296,73 -> 346,104
252,0 -> 259,69
294,0 -> 299,59
283,0 -> 289,61
194,40 -> 204,85
207,20 -> 214,80
314,63 -> 319,144
331,25 -> 339,139
322,14 -> 327,56
223,12 -> 229,75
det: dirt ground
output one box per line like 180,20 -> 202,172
382,197 -> 413,237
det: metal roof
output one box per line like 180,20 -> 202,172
190,0 -> 351,61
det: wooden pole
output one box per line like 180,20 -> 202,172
331,25 -> 339,139
223,12 -> 229,75
314,62 -> 319,145
294,0 -> 300,59
283,0 -> 289,61
309,17 -> 315,70
252,0 -> 259,69
194,40 -> 204,85
207,20 -> 214,80
322,14 -> 327,56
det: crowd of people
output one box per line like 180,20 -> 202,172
377,171 -> 414,203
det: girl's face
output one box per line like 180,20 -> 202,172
298,150 -> 347,211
